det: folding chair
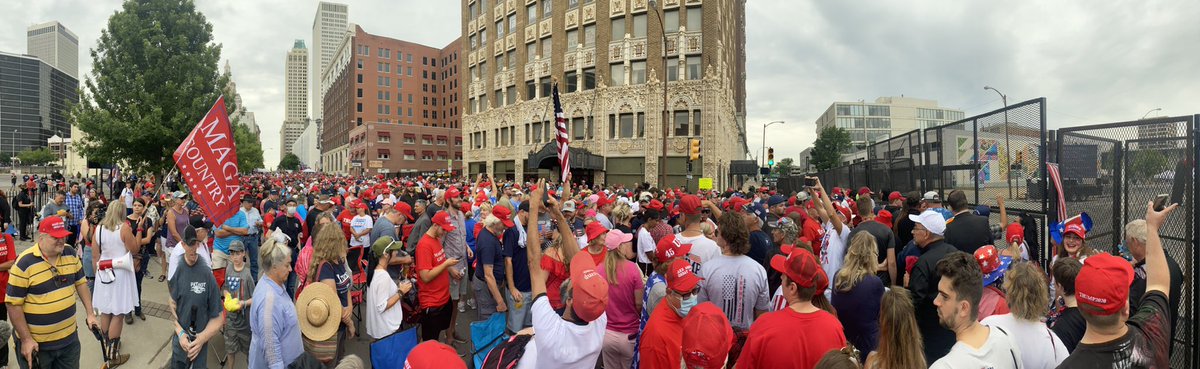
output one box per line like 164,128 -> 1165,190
369,327 -> 420,369
471,313 -> 508,369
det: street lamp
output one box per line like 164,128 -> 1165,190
983,86 -> 1012,198
649,0 -> 670,187
1141,108 -> 1162,120
761,120 -> 784,174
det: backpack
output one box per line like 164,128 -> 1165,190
480,333 -> 534,369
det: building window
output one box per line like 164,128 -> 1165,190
470,34 -> 478,49
422,135 -> 433,145
494,90 -> 503,107
609,63 -> 624,86
620,113 -> 634,138
508,14 -> 517,34
404,135 -> 416,144
868,105 -> 890,116
532,121 -> 543,143
542,0 -> 551,18
611,17 -> 626,40
527,43 -> 537,62
674,110 -> 690,136
584,25 -> 596,47
506,86 -> 516,105
565,71 -> 578,93
582,68 -> 596,90
633,14 -> 647,38
692,110 -> 701,136
667,59 -> 679,81
496,20 -> 506,37
527,4 -> 537,21
422,151 -> 433,161
686,7 -> 700,31
569,0 -> 579,9
573,118 -> 586,140
637,112 -> 645,137
378,151 -> 390,160
686,56 -> 701,80
526,79 -> 537,99
631,61 -> 646,84
508,51 -> 516,70
540,77 -> 552,96
404,151 -> 416,160
665,9 -> 680,32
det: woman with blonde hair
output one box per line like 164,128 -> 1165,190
304,221 -> 354,364
831,231 -> 885,361
864,288 -> 925,369
610,202 -> 633,233
92,201 -> 136,365
981,261 -> 1068,368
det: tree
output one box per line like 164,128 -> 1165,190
232,122 -> 264,171
1129,150 -> 1169,181
811,127 -> 851,172
772,158 -> 795,176
71,0 -> 231,174
278,152 -> 302,171
18,148 -> 57,166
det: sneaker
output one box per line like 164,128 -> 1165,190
124,314 -> 133,325
467,298 -> 476,310
457,300 -> 466,313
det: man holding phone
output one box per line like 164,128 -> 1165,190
415,211 -> 461,343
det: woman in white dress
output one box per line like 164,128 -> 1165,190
92,200 -> 137,363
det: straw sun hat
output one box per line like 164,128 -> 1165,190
296,282 -> 342,341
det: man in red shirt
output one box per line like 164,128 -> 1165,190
638,259 -> 703,369
737,247 -> 846,369
415,211 -> 461,343
799,201 -> 825,255
0,230 -> 15,368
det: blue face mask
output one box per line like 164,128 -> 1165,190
677,295 -> 698,317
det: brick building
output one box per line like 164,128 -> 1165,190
321,25 -> 464,175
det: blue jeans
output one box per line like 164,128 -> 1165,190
16,338 -> 79,369
286,247 -> 298,298
244,234 -> 260,281
80,245 -> 95,291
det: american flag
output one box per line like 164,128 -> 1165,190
1047,162 -> 1066,222
553,83 -> 570,183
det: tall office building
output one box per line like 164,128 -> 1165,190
282,40 -> 310,156
320,25 -> 463,175
26,21 -> 78,79
224,62 -> 261,136
815,96 -> 966,149
311,2 -> 349,123
459,0 -> 747,189
0,51 -> 78,154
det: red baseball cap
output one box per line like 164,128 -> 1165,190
757,187 -> 768,193
888,191 -> 904,202
832,187 -> 844,197
667,259 -> 703,294
585,221 -> 609,242
570,252 -> 610,322
645,199 -> 665,212
682,302 -> 735,369
1064,214 -> 1088,239
405,341 -> 466,369
677,195 -> 703,216
445,186 -> 461,200
1076,253 -> 1134,316
857,186 -> 872,197
876,209 -> 893,227
723,197 -> 750,212
394,202 -> 414,221
770,247 -> 827,296
1006,223 -> 1025,244
431,211 -> 457,232
491,206 -> 516,228
596,195 -> 614,208
655,234 -> 693,264
39,216 -> 71,239
458,201 -> 472,214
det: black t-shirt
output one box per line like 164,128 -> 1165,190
1129,255 -> 1184,346
170,259 -> 222,335
270,215 -> 303,250
849,221 -> 897,285
305,208 -> 325,237
1050,306 -> 1086,353
1057,291 -> 1171,369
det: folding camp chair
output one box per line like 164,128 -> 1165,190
369,327 -> 420,369
470,313 -> 508,369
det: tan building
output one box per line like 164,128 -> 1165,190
459,0 -> 747,188
321,25 -> 464,175
815,96 -> 965,150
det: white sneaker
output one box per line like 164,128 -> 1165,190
457,300 -> 466,313
467,298 -> 476,310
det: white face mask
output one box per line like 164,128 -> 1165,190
286,206 -> 297,215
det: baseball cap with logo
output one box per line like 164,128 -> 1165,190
655,234 -> 693,263
444,186 -> 461,200
1075,253 -> 1134,316
1006,223 -> 1025,244
431,211 -> 456,232
491,206 -> 516,228
569,252 -> 610,322
676,195 -> 703,216
770,247 -> 828,296
404,341 -> 467,369
888,191 -> 904,202
682,302 -> 735,369
38,216 -> 72,239
667,259 -> 704,293
909,209 -> 947,236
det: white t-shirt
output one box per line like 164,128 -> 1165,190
595,213 -> 614,230
930,325 -> 1025,369
121,188 -> 135,208
366,269 -> 405,339
697,254 -> 770,329
675,233 -> 720,274
168,241 -> 212,281
529,295 -> 606,369
635,227 -> 655,264
980,314 -> 1067,369
770,285 -> 786,311
349,215 -> 373,247
819,222 -> 850,300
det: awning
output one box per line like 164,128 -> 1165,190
377,131 -> 391,137
526,141 -> 604,170
377,149 -> 391,156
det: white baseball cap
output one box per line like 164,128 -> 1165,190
922,191 -> 941,203
909,209 -> 947,236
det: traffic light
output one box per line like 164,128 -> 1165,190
689,139 -> 701,161
767,147 -> 775,167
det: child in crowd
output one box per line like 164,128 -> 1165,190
223,240 -> 255,369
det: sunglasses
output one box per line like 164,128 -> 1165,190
49,266 -> 70,288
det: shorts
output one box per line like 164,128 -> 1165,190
472,277 -> 502,321
212,249 -> 230,269
419,302 -> 452,341
504,290 -> 533,333
223,324 -> 251,355
449,269 -> 470,300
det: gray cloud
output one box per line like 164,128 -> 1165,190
3,1 -> 1197,168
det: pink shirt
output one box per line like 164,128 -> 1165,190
598,260 -> 645,334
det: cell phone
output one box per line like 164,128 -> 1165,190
1152,194 -> 1169,212
1170,158 -> 1190,207
804,177 -> 817,187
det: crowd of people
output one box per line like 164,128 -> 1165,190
0,169 -> 1185,369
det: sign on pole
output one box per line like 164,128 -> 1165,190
698,178 -> 713,190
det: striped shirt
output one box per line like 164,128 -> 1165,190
5,244 -> 86,350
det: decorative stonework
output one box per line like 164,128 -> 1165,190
565,9 -> 579,29
506,34 -> 516,51
610,0 -> 626,16
539,19 -> 552,37
664,0 -> 680,8
525,25 -> 536,43
494,2 -> 504,21
583,4 -> 596,24
631,0 -> 647,12
494,39 -> 504,56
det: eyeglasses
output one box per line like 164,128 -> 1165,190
671,287 -> 701,299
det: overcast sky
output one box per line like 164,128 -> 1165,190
4,1 -> 1198,168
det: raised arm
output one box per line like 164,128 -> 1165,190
527,179 -> 549,297
813,178 -> 843,233
1143,201 -> 1179,297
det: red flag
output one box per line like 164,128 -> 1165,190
173,96 -> 241,226
552,83 -> 570,183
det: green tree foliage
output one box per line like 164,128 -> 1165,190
1128,150 -> 1169,180
812,127 -> 851,172
772,157 -> 795,175
71,0 -> 231,174
17,148 -> 57,166
232,122 -> 264,171
278,152 -> 302,171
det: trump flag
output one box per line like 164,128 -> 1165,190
173,96 -> 241,227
